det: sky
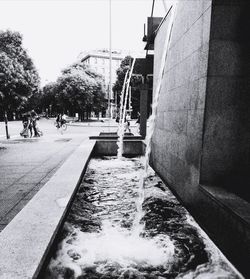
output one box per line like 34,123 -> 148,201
0,0 -> 170,86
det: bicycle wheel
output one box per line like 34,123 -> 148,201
61,123 -> 67,131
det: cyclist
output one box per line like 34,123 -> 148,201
56,113 -> 62,128
61,113 -> 67,125
56,113 -> 67,129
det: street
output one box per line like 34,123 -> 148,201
0,118 -> 116,231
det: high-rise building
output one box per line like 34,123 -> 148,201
80,49 -> 124,98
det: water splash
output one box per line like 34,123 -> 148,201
46,158 -> 177,279
45,157 -> 241,279
48,221 -> 175,278
132,165 -> 148,235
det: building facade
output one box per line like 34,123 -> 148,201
80,50 -> 125,117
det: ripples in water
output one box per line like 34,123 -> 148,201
44,157 -> 242,279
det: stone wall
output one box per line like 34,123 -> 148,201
151,1 -> 250,276
200,1 -> 250,200
152,0 -> 212,204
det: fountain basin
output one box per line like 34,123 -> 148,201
0,138 -> 243,279
90,132 -> 145,156
0,137 -> 145,279
40,157 -> 242,278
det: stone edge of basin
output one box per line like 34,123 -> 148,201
200,185 -> 250,228
89,135 -> 144,140
0,139 -> 96,279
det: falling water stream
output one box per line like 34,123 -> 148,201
132,3 -> 178,236
117,58 -> 136,159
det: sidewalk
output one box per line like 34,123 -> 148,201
0,118 -> 141,232
0,126 -> 95,232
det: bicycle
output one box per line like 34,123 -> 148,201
54,121 -> 67,132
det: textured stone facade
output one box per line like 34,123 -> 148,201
201,1 -> 250,199
152,1 -> 212,204
151,1 -> 250,276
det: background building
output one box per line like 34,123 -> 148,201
80,49 -> 125,117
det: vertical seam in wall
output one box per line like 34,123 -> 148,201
199,1 -> 214,185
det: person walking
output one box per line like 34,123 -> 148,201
35,117 -> 43,136
27,114 -> 33,137
124,113 -> 131,133
56,113 -> 62,128
136,112 -> 140,134
31,110 -> 39,137
20,114 -> 30,138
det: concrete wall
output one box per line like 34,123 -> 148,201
200,1 -> 250,200
151,1 -> 250,276
93,140 -> 144,156
152,0 -> 212,204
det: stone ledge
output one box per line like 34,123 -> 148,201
0,139 -> 95,279
200,184 -> 250,228
93,140 -> 144,156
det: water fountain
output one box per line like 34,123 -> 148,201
37,4 -> 244,279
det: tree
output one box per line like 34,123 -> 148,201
40,82 -> 59,116
45,62 -> 107,120
113,56 -> 132,93
0,30 -> 40,119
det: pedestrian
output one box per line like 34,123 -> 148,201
124,113 -> 131,133
31,110 -> 39,137
35,117 -> 43,137
20,114 -> 29,138
56,113 -> 62,128
136,112 -> 140,134
27,114 -> 33,137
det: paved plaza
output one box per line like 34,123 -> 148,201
0,118 -> 122,231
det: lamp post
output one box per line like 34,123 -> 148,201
0,74 -> 10,139
49,104 -> 52,117
4,111 -> 10,139
108,0 -> 112,118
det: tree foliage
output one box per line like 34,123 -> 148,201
40,62 -> 107,119
0,30 -> 40,117
113,56 -> 143,118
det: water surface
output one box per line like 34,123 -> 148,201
45,157 -> 241,279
